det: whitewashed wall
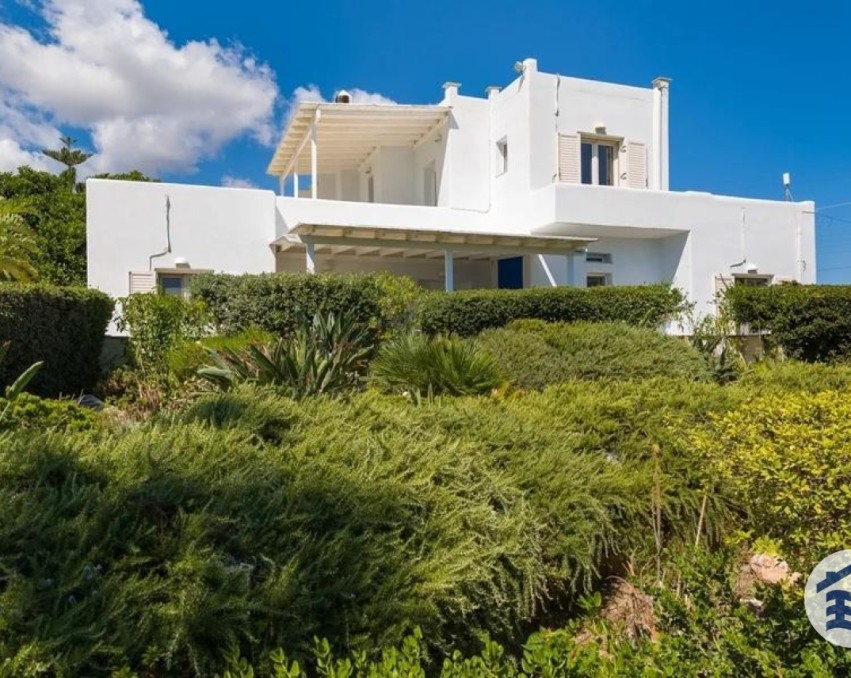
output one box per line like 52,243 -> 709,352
86,180 -> 277,304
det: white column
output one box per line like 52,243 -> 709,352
292,170 -> 299,197
305,240 -> 316,274
570,249 -> 587,287
278,174 -> 285,196
310,117 -> 318,199
652,77 -> 671,191
444,250 -> 454,292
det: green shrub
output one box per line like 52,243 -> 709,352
0,283 -> 113,396
168,329 -> 275,381
725,284 -> 851,362
692,390 -> 851,559
738,359 -> 851,394
190,272 -> 419,338
477,320 -> 711,388
0,376 -> 733,674
370,334 -> 504,398
0,392 -> 98,432
199,312 -> 374,398
417,284 -> 684,337
217,548 -> 851,677
117,293 -> 208,379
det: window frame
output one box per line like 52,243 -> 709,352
155,268 -> 212,299
580,135 -> 621,187
586,273 -> 612,288
733,273 -> 773,287
585,252 -> 613,264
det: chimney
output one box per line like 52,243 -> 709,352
485,86 -> 500,99
442,81 -> 461,103
651,77 -> 671,191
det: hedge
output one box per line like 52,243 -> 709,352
417,284 -> 684,336
477,320 -> 711,388
725,284 -> 851,362
0,284 -> 113,396
190,272 -> 422,337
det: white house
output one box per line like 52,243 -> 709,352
87,58 -> 815,327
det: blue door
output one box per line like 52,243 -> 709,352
497,257 -> 523,289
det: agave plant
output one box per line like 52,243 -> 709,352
370,333 -> 504,399
0,342 -> 44,423
198,312 -> 374,399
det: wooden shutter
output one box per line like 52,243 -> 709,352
623,140 -> 647,189
129,271 -> 156,294
558,133 -> 581,183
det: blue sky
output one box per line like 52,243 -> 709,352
2,0 -> 851,281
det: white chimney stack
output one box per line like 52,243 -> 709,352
651,77 -> 671,191
442,81 -> 461,103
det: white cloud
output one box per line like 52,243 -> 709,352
285,84 -> 397,123
0,0 -> 279,175
221,175 -> 256,189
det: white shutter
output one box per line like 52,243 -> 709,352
129,271 -> 156,294
713,274 -> 734,316
558,133 -> 581,183
623,140 -> 647,189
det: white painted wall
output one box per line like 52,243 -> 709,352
86,179 -> 277,302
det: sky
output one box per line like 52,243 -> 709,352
1,0 -> 850,281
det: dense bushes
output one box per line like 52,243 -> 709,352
0,393 -> 98,432
417,284 -> 683,337
190,272 -> 422,338
477,320 -> 711,388
117,293 -> 208,379
725,284 -> 851,362
694,390 -> 851,558
0,379 -> 728,674
0,283 -> 113,396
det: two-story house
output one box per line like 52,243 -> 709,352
87,58 -> 815,326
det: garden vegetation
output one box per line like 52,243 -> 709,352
2,273 -> 851,675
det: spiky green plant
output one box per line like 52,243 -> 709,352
0,198 -> 39,282
0,341 -> 43,423
198,312 -> 374,399
370,333 -> 504,399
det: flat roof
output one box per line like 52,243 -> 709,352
267,102 -> 450,176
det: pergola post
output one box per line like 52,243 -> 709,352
292,170 -> 299,197
305,240 -> 316,274
310,112 -> 319,199
444,249 -> 454,292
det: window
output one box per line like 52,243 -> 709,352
734,274 -> 772,287
585,252 -> 613,264
496,138 -> 508,175
586,273 -> 612,287
581,139 -> 617,186
159,274 -> 190,298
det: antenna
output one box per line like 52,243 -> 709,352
783,172 -> 793,201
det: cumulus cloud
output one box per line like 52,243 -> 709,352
285,84 -> 397,123
221,175 -> 256,189
0,0 -> 279,175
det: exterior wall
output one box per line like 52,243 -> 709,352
86,179 -> 277,305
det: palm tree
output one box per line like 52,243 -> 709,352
42,136 -> 92,191
0,199 -> 39,282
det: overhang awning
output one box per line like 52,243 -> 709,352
273,223 -> 596,256
266,103 -> 450,176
